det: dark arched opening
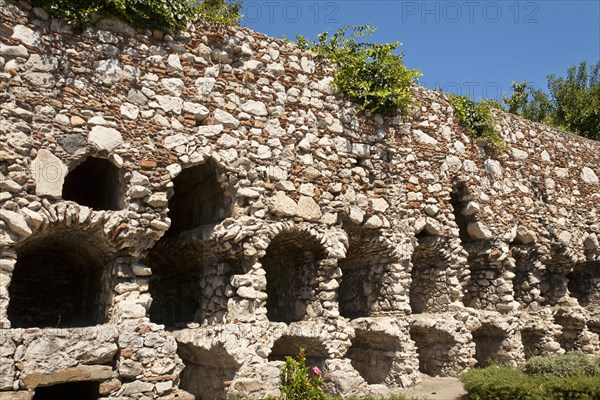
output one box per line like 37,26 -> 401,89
7,229 -> 112,328
178,344 -> 240,400
338,233 -> 393,319
567,261 -> 600,307
473,324 -> 508,367
147,238 -> 240,328
165,162 -> 229,237
269,335 -> 328,369
62,157 -> 122,211
33,381 -> 100,400
409,236 -> 453,314
410,325 -> 457,376
263,230 -> 325,323
347,330 -> 401,384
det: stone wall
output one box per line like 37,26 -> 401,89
0,0 -> 599,398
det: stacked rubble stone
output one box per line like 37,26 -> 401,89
0,0 -> 599,398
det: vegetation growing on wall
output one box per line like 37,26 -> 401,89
294,25 -> 421,115
448,94 -> 507,151
32,0 -> 242,30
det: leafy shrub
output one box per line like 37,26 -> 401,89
524,352 -> 600,377
448,94 -> 507,151
461,354 -> 600,400
295,25 -> 421,115
461,365 -> 546,400
32,0 -> 242,31
280,348 -> 326,400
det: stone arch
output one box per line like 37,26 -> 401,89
472,323 -> 509,367
567,260 -> 600,307
177,343 -> 240,400
146,238 -> 239,328
62,156 -> 123,211
347,329 -> 403,385
269,335 -> 329,369
7,226 -> 114,328
555,312 -> 586,352
463,242 -> 513,311
338,230 -> 398,319
409,235 -> 460,314
165,160 -> 231,237
520,328 -> 546,359
410,324 -> 459,376
511,244 -> 544,308
262,228 -> 326,323
540,244 -> 578,306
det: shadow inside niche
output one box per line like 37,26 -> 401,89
7,228 -> 112,328
347,330 -> 400,384
33,381 -> 100,400
178,344 -> 240,400
472,324 -> 507,367
62,157 -> 123,211
268,335 -> 328,370
410,325 -> 457,376
262,230 -> 325,324
165,161 -> 230,237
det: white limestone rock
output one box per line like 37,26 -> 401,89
512,147 -> 529,160
94,59 -> 122,79
213,109 -> 240,128
413,129 -> 438,146
31,149 -> 68,198
371,198 -> 389,213
0,43 -> 27,59
364,215 -> 383,229
297,196 -> 322,222
241,100 -> 268,116
88,126 -> 123,151
268,191 -> 297,217
0,210 -> 31,237
12,25 -> 41,48
183,102 -> 209,120
467,221 -> 494,240
154,95 -> 184,114
161,78 -> 184,96
120,103 -> 139,120
581,167 -> 598,184
166,54 -> 183,71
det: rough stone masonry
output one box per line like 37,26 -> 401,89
0,0 -> 599,398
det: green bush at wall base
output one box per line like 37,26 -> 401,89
461,353 -> 600,400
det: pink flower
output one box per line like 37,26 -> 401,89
312,366 -> 322,376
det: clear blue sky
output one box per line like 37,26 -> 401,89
242,1 -> 600,101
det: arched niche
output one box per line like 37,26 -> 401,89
165,161 -> 230,237
62,156 -> 123,211
262,230 -> 326,324
338,230 -> 397,319
7,228 -> 113,328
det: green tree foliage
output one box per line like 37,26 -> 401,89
503,81 -> 552,124
502,61 -> 599,140
548,61 -> 600,139
32,0 -> 242,31
295,25 -> 421,115
449,94 -> 507,151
